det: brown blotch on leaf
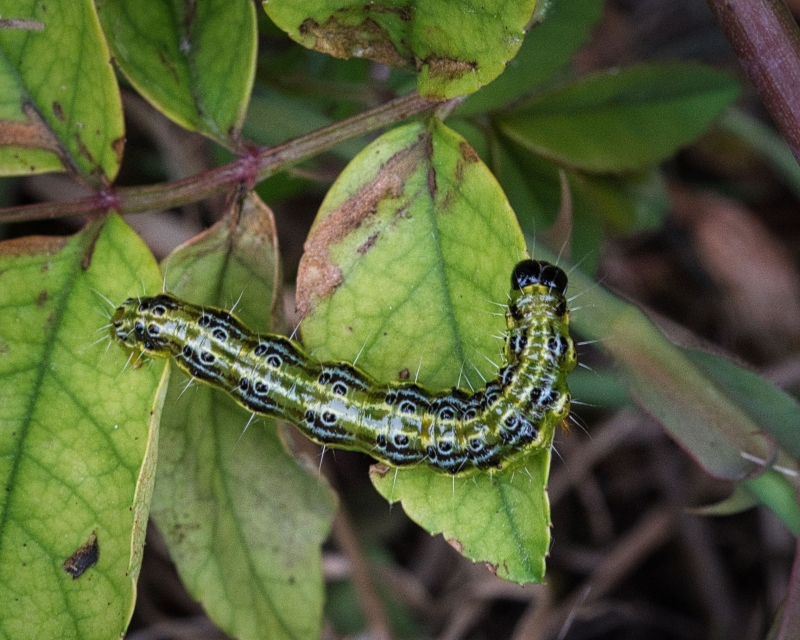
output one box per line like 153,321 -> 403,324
296,137 -> 425,316
74,134 -> 96,163
454,159 -> 465,186
357,231 -> 380,255
0,235 -> 66,258
52,101 -> 64,121
459,141 -> 479,164
0,18 -> 45,30
36,290 -> 48,306
398,368 -> 410,380
63,531 -> 99,579
299,16 -> 408,68
427,165 -> 438,201
424,131 -> 438,201
369,462 -> 393,481
424,56 -> 478,80
0,103 -> 63,156
446,537 -> 464,554
112,136 -> 125,164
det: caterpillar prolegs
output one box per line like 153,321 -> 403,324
111,260 -> 576,475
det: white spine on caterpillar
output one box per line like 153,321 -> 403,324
112,260 -> 576,475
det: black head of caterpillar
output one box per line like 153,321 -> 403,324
111,260 -> 577,475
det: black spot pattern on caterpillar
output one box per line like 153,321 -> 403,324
498,365 -> 516,388
111,260 -> 576,476
319,364 -> 370,396
508,333 -> 527,355
255,338 -> 303,370
429,394 -> 459,418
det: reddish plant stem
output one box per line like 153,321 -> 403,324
706,0 -> 800,164
0,93 -> 438,224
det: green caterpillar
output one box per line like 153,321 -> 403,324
111,259 -> 576,475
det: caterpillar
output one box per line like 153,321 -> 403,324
111,259 -> 576,476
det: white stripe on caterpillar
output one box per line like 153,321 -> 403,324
111,260 -> 576,475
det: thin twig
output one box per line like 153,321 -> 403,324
0,93 -> 439,224
544,506 -> 675,638
706,0 -> 800,164
318,453 -> 394,640
330,503 -> 394,640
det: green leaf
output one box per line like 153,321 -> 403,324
297,119 -> 551,583
263,0 -> 540,99
244,88 -> 335,147
682,349 -> 800,464
456,0 -> 605,116
497,62 -> 740,172
743,472 -> 800,536
0,214 -> 163,638
569,169 -> 668,234
565,265 -> 778,480
525,245 -> 800,532
154,192 -> 337,640
297,119 -> 527,386
97,0 -> 257,147
487,132 -> 563,231
718,108 -> 800,202
566,169 -> 668,272
371,453 -> 553,583
687,484 -> 759,517
0,0 -> 124,182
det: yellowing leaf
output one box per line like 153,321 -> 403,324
0,0 -> 124,182
298,120 -> 551,583
264,0 -> 540,99
0,215 -> 163,638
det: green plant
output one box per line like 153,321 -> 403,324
1,1 -> 796,638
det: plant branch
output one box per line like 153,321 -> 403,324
0,92 -> 439,224
706,0 -> 800,164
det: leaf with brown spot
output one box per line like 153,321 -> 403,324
0,0 -> 124,182
299,16 -> 407,68
298,119 -> 551,583
154,192 -> 337,640
96,0 -> 257,148
264,0 -> 540,99
297,133 -> 425,316
0,214 -> 163,636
